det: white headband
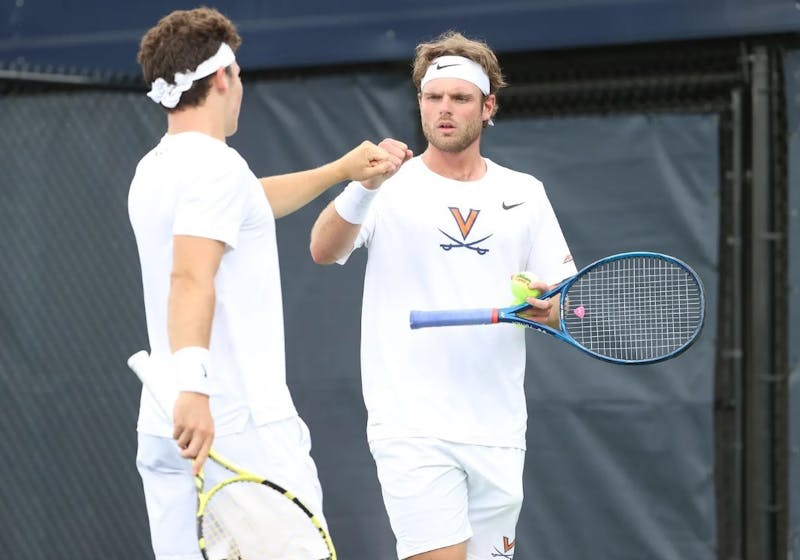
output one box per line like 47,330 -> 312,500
420,55 -> 490,95
147,43 -> 236,108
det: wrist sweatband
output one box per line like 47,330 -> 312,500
173,346 -> 213,395
333,181 -> 379,224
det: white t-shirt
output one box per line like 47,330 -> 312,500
344,156 -> 576,449
128,132 -> 297,437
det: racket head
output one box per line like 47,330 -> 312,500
199,474 -> 335,560
554,251 -> 705,364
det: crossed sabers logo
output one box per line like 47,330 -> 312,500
439,207 -> 492,255
491,536 -> 515,559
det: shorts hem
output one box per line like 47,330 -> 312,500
368,433 -> 526,452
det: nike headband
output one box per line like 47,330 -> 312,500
420,55 -> 490,95
147,43 -> 236,109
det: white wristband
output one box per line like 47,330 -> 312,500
333,181 -> 379,224
173,346 -> 213,395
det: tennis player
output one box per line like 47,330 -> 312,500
310,31 -> 576,560
129,8 -> 407,559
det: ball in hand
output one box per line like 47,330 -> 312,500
511,271 -> 541,303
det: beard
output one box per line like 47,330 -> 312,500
422,116 -> 483,153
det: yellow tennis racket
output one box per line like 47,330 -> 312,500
127,351 -> 336,560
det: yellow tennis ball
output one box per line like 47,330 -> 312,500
510,271 -> 541,303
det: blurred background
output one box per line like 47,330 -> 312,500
0,1 -> 798,558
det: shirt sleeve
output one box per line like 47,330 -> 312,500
527,186 -> 577,284
173,166 -> 248,249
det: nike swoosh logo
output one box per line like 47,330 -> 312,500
502,201 -> 525,210
436,63 -> 460,70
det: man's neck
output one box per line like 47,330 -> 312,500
166,106 -> 226,142
422,144 -> 486,182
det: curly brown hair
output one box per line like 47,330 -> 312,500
411,31 -> 507,120
137,7 -> 242,111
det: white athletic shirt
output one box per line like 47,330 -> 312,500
128,132 -> 297,437
344,156 -> 576,449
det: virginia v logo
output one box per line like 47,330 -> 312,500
438,207 -> 492,255
491,536 -> 515,559
450,207 -> 478,238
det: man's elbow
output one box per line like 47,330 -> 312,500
309,240 -> 339,266
170,270 -> 214,293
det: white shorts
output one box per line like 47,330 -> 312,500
369,437 -> 524,560
137,416 -> 325,560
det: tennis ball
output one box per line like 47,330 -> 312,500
510,271 -> 541,303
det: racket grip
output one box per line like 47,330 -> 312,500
410,308 -> 496,329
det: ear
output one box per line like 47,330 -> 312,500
211,67 -> 229,92
483,93 -> 496,120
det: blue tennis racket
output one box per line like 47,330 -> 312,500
409,252 -> 705,364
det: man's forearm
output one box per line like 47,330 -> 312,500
167,274 -> 216,352
259,161 -> 346,219
309,202 -> 361,265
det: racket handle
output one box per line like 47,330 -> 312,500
410,308 -> 496,329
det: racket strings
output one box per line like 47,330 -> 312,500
201,480 -> 332,560
563,256 -> 703,361
203,503 -> 243,559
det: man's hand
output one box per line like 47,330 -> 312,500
338,139 -> 413,189
172,391 -> 214,475
517,280 -> 559,328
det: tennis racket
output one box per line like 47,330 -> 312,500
409,252 -> 705,365
126,351 -> 336,560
